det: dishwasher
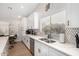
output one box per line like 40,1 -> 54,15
30,38 -> 34,56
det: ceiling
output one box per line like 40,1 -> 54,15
0,3 -> 39,21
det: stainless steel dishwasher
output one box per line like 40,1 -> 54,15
30,38 -> 34,56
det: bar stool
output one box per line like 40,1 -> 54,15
9,34 -> 17,49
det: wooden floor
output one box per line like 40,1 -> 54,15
8,42 -> 32,56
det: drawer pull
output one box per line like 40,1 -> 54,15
38,48 -> 41,53
27,40 -> 28,42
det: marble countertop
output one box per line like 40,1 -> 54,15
27,34 -> 79,56
0,37 -> 9,55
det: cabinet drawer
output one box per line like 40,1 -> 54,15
23,36 -> 30,49
35,40 -> 48,56
48,47 -> 68,56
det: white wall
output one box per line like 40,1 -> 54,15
0,19 -> 22,41
51,10 -> 66,24
9,20 -> 21,41
0,21 -> 9,35
66,3 -> 79,27
9,20 -> 20,35
0,17 -> 27,41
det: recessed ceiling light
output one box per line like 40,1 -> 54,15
21,5 -> 24,8
18,16 -> 21,18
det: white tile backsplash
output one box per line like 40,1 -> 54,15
65,27 -> 79,45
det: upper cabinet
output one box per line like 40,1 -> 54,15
33,12 -> 39,29
27,13 -> 34,29
21,17 -> 27,36
27,12 -> 39,29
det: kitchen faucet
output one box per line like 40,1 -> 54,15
47,16 -> 52,40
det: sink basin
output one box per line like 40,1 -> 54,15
39,38 -> 56,43
39,38 -> 48,41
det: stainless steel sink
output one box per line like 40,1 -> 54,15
39,38 -> 56,43
39,38 -> 48,41
45,40 -> 56,43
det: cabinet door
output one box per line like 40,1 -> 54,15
21,17 -> 27,36
25,36 -> 30,49
35,40 -> 48,56
23,36 -> 30,49
22,36 -> 25,43
48,47 -> 68,56
27,13 -> 34,29
1,41 -> 9,56
23,36 -> 27,46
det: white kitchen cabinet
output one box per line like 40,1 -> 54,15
1,40 -> 9,56
21,17 -> 27,36
27,12 -> 39,29
22,36 -> 26,46
27,13 -> 34,29
48,47 -> 68,56
35,40 -> 48,56
1,47 -> 8,56
23,35 -> 30,49
34,40 -> 68,56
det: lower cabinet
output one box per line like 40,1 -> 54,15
35,40 -> 48,56
48,47 -> 68,56
1,40 -> 9,56
1,48 -> 7,56
35,40 -> 68,56
23,35 -> 30,49
23,36 -> 68,56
